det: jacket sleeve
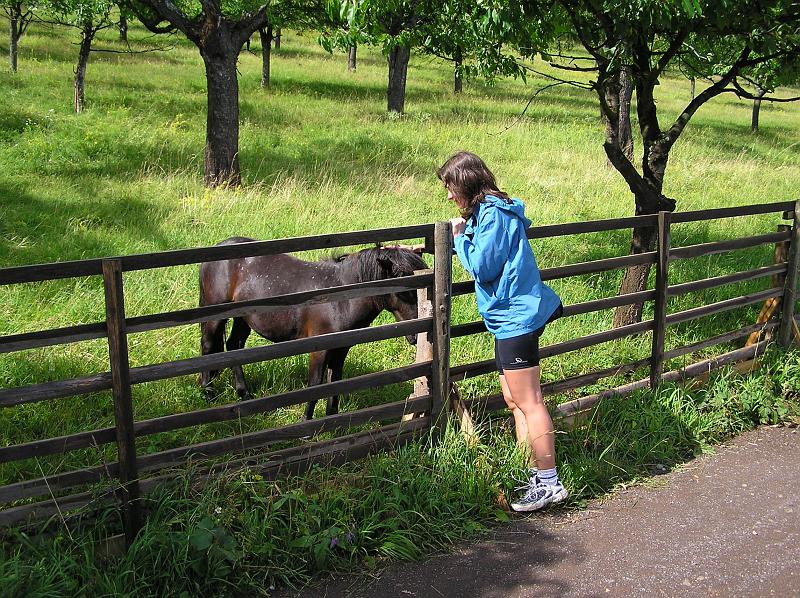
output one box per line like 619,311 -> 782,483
453,208 -> 511,284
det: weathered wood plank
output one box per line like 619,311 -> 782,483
0,274 -> 434,354
650,212 -> 671,388
553,340 -> 769,417
665,288 -> 782,326
663,321 -> 777,361
667,263 -> 787,297
540,252 -> 658,282
527,214 -> 658,239
101,259 -> 141,545
430,222 -> 453,441
0,318 -> 431,407
0,396 -> 432,503
0,322 -> 107,354
465,357 -> 652,414
452,253 -> 658,298
779,200 -> 800,347
126,274 -> 434,334
450,319 -> 654,382
670,201 -> 794,223
0,224 -> 434,285
670,231 -> 790,261
0,419 -> 429,529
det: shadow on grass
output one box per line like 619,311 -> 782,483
0,181 -> 179,266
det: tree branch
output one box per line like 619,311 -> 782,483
494,80 -> 572,135
133,0 -> 198,39
663,46 -> 752,150
548,61 -> 598,72
650,28 -> 688,84
234,2 -> 271,45
730,79 -> 800,102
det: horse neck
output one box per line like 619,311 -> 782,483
336,254 -> 388,320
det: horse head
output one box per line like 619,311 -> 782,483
365,246 -> 427,344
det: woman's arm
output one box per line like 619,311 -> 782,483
453,209 -> 511,284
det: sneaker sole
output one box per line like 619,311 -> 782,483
511,487 -> 569,512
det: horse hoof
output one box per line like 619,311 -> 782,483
238,392 -> 254,402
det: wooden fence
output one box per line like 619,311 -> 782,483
0,200 -> 798,545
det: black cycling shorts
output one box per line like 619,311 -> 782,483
495,303 -> 563,373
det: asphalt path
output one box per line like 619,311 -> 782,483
288,425 -> 800,598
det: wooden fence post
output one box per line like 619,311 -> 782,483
430,222 -> 452,442
779,201 -> 800,347
402,268 -> 434,422
102,259 -> 141,547
650,211 -> 671,389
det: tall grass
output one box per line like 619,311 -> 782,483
1,349 -> 798,596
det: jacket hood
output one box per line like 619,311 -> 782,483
481,195 -> 531,228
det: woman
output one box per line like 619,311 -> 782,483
439,151 -> 567,512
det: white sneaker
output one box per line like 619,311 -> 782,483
511,481 -> 568,512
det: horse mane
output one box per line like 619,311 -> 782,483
337,247 -> 426,282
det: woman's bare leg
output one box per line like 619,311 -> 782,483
499,374 -> 533,467
501,366 -> 556,470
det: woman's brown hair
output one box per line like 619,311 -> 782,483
437,151 -> 510,217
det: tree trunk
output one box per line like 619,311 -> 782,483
9,14 -> 19,72
611,139 -> 671,327
74,22 -> 94,113
611,219 -> 659,327
618,66 -> 634,161
454,47 -> 463,94
201,46 -> 241,187
348,45 -> 357,72
601,67 -> 634,167
259,26 -> 272,88
690,77 -> 695,100
274,28 -> 280,49
119,11 -> 128,42
751,86 -> 766,133
387,44 -> 410,113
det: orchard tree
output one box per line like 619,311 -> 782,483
253,1 -> 321,88
362,0 -> 432,113
3,0 -> 35,71
524,0 -> 800,326
129,0 -> 277,186
323,0 -> 436,113
44,0 -> 116,112
417,0 -> 535,93
319,0 -> 366,72
742,59 -> 800,132
677,35 -> 800,133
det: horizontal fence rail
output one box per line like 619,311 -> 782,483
0,224 -> 435,285
1,200 -> 797,540
0,273 -> 435,354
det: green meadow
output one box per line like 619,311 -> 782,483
1,17 -> 800,594
1,19 -> 799,482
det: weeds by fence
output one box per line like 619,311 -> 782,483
0,200 -> 797,544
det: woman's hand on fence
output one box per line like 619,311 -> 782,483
450,217 -> 467,237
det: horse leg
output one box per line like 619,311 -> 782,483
325,347 -> 349,417
200,318 -> 227,400
304,350 -> 329,420
227,317 -> 253,400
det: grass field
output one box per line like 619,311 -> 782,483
1,17 -> 800,595
1,20 -> 799,490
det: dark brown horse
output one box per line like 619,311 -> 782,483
198,238 -> 426,419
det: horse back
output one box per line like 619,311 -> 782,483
199,238 -> 343,342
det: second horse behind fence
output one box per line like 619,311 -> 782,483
198,239 -> 426,419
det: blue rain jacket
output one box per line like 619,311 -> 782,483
453,195 -> 561,339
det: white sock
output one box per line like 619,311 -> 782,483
538,467 -> 559,486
